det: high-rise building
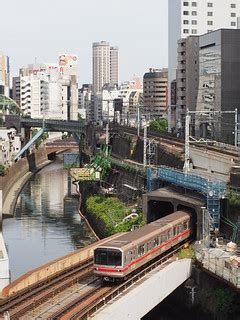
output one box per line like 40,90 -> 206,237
12,77 -> 21,107
196,29 -> 240,143
19,56 -> 78,120
92,41 -> 119,93
168,0 -> 240,129
176,36 -> 199,134
0,53 -> 10,97
110,46 -> 119,87
143,68 -> 168,118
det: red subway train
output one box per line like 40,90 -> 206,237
93,210 -> 192,281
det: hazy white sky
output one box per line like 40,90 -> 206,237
1,0 -> 168,84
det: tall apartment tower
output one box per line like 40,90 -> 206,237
143,68 -> 168,118
168,0 -> 240,130
92,41 -> 119,93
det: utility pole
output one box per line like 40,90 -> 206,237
143,119 -> 147,168
235,108 -> 238,149
105,100 -> 109,157
137,104 -> 140,137
184,109 -> 190,173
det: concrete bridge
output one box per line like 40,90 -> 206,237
92,258 -> 191,320
5,115 -> 85,134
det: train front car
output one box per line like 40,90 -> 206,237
94,246 -> 124,281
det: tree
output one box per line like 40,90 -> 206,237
149,118 -> 168,133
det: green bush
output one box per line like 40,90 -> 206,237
149,118 -> 168,133
86,195 -> 144,236
228,190 -> 240,207
0,164 -> 6,176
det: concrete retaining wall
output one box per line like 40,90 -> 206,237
0,148 -> 49,217
1,233 -> 124,298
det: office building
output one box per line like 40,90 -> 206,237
92,41 -> 119,93
12,77 -> 20,107
168,0 -> 240,129
143,68 -> 168,118
176,36 -> 199,133
196,29 -> 240,143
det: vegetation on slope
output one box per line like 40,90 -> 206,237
86,195 -> 144,236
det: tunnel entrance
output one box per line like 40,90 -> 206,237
143,187 -> 205,240
177,204 -> 197,240
147,200 -> 174,223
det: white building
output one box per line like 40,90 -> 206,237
93,80 -> 143,124
19,56 -> 78,120
92,41 -> 119,93
168,0 -> 240,129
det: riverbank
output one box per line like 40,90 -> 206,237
3,159 -> 52,218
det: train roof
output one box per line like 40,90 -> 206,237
97,211 -> 190,250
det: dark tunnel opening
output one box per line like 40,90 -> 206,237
147,200 -> 174,223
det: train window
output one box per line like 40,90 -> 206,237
176,225 -> 179,234
128,250 -> 135,261
183,221 -> 188,230
138,244 -> 145,256
153,237 -> 159,247
147,241 -> 152,251
173,227 -> 177,236
167,230 -> 171,239
94,248 -> 122,266
161,234 -> 167,243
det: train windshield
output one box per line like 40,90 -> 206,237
94,248 -> 122,266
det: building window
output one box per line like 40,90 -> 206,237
231,12 -> 236,17
183,29 -> 189,34
192,1 -> 197,6
207,20 -> 213,25
207,29 -> 213,33
183,11 -> 189,15
183,1 -> 189,5
192,20 -> 197,25
192,11 -> 197,15
207,2 -> 213,7
207,11 -> 213,16
192,29 -> 197,34
231,4 -> 236,8
231,21 -> 236,26
183,20 -> 189,24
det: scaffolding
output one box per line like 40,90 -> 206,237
147,166 -> 227,229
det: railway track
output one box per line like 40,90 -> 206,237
46,245 -> 184,320
116,125 -> 239,158
0,259 -> 93,320
0,244 -> 187,319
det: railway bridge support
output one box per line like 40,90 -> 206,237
92,258 -> 192,320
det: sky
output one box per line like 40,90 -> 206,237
1,0 -> 168,85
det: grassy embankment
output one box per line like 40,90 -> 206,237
86,195 -> 144,237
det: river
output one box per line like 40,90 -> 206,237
2,157 -> 96,281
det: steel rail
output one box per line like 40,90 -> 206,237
0,259 -> 93,319
57,244 -> 186,320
